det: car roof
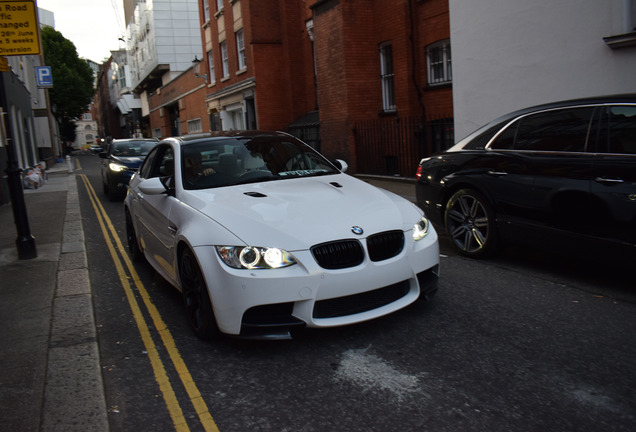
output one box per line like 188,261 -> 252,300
449,94 -> 636,151
162,130 -> 294,146
488,94 -> 636,124
112,138 -> 159,142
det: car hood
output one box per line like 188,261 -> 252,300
112,155 -> 145,168
180,174 -> 422,250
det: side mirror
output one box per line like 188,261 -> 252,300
139,177 -> 168,195
333,159 -> 348,173
99,152 -> 108,159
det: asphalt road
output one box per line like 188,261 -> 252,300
77,153 -> 635,432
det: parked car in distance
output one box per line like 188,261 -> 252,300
416,95 -> 636,258
89,144 -> 103,153
125,131 -> 440,340
99,138 -> 159,200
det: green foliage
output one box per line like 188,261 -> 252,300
40,26 -> 95,142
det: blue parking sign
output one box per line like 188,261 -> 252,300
35,66 -> 53,87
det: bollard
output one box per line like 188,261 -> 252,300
66,155 -> 73,173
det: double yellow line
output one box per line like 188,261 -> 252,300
79,174 -> 220,432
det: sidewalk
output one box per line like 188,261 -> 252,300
0,163 -> 108,431
0,161 -> 416,431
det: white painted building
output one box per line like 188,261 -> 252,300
449,0 -> 636,141
125,0 -> 203,117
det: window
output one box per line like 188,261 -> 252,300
187,118 -> 203,134
221,41 -> 229,78
427,40 -> 452,85
82,113 -> 92,121
491,107 -> 595,152
208,50 -> 216,84
204,0 -> 210,22
379,42 -> 395,112
236,29 -> 246,70
600,105 -> 636,154
216,0 -> 223,12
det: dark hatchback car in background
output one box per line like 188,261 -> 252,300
100,138 -> 159,200
416,95 -> 636,258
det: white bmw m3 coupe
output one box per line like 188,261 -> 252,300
124,131 -> 439,339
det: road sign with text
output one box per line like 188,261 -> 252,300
0,1 -> 40,56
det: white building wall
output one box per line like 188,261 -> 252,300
450,0 -> 636,141
128,0 -> 202,90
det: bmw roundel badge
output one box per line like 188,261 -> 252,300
351,226 -> 363,235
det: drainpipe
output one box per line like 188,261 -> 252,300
623,0 -> 634,33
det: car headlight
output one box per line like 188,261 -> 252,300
109,162 -> 127,172
216,246 -> 297,269
413,216 -> 430,241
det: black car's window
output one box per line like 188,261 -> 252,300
181,136 -> 338,190
598,105 -> 636,155
491,107 -> 594,152
112,140 -> 158,157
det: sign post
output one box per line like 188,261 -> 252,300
0,0 -> 39,259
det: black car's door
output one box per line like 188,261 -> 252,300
590,104 -> 636,246
487,106 -> 597,233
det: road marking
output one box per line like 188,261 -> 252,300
80,175 -> 220,432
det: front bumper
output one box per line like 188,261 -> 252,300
193,229 -> 440,337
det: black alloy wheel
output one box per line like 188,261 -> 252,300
125,210 -> 143,262
179,248 -> 219,340
444,188 -> 497,258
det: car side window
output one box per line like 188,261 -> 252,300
491,107 -> 594,152
138,147 -> 158,179
598,105 -> 636,155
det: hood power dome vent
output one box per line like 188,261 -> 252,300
244,191 -> 267,198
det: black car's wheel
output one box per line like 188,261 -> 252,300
179,248 -> 219,340
125,209 -> 143,262
108,177 -> 124,201
444,189 -> 498,258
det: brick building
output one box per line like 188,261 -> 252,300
148,71 -> 209,138
192,0 -> 452,176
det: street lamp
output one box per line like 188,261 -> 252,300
192,56 -> 207,80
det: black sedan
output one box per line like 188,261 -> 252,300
99,138 -> 159,200
416,95 -> 636,258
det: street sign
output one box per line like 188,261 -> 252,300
0,0 -> 40,56
35,65 -> 52,87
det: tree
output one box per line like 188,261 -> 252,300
41,26 -> 94,144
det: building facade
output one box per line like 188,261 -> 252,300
450,0 -> 636,141
194,0 -> 452,176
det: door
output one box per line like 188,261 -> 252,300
590,104 -> 636,246
487,106 -> 596,231
134,145 -> 179,282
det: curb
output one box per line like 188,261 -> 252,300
41,174 -> 109,431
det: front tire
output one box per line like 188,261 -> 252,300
444,188 -> 498,258
125,209 -> 143,262
179,248 -> 219,340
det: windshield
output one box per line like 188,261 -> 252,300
112,140 -> 157,157
181,136 -> 339,190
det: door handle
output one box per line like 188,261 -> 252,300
168,224 -> 177,234
487,170 -> 508,177
595,177 -> 624,185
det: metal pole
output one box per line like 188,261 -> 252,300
0,82 -> 37,260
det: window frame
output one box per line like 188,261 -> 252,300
220,41 -> 229,78
426,39 -> 452,86
236,29 -> 246,70
379,42 -> 396,113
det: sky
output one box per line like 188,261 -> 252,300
36,0 -> 126,62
